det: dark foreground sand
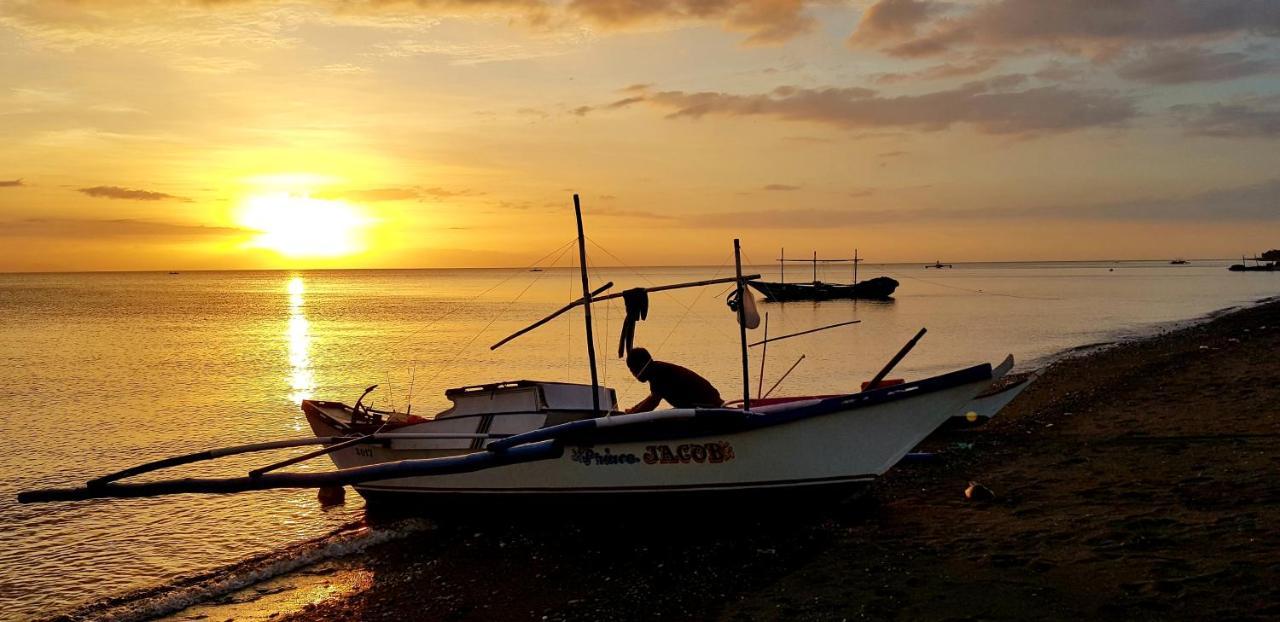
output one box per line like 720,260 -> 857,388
283,299 -> 1280,622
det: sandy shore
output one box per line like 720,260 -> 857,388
263,299 -> 1280,621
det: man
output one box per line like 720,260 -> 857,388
624,347 -> 723,413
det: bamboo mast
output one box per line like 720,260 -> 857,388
574,195 -> 600,417
734,239 -> 751,410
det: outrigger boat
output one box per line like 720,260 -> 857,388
18,197 -> 1013,507
747,248 -> 899,302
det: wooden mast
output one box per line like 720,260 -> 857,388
574,195 -> 600,417
853,248 -> 859,285
734,239 -> 751,410
780,247 -> 785,284
812,250 -> 817,283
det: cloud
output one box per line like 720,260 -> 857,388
567,0 -> 820,45
318,186 -> 482,202
0,218 -> 249,239
873,57 -> 1000,84
683,177 -> 1280,227
763,183 -> 801,191
4,0 -> 827,51
78,186 -> 189,201
1171,95 -> 1280,138
632,78 -> 1136,136
0,179 -> 25,187
854,0 -> 1280,59
1115,46 -> 1278,84
590,207 -> 674,219
849,0 -> 945,46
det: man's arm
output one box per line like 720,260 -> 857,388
626,392 -> 662,414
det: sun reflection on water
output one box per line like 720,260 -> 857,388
287,276 -> 315,404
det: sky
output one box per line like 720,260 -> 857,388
1,0 -> 1279,271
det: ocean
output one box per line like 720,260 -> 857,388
0,260 -> 1276,620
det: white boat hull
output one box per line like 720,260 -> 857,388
306,366 -> 1003,502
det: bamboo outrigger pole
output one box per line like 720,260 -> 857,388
748,319 -> 861,347
575,195 -> 601,417
866,327 -> 927,390
491,275 -> 760,350
734,239 -> 751,410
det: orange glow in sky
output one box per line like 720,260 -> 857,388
1,1 -> 1278,271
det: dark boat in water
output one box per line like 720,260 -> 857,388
1228,253 -> 1279,272
1229,263 -> 1278,272
751,248 -> 899,301
748,277 -> 899,301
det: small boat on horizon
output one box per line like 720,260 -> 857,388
925,261 -> 953,269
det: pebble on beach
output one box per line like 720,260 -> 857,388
965,481 -> 996,502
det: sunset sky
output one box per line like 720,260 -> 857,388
2,0 -> 1279,271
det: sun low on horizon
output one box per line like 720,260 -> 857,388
237,192 -> 372,259
1,0 -> 1279,272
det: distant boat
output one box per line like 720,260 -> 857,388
529,268 -> 544,272
748,249 -> 899,302
925,261 -> 953,269
168,271 -> 180,275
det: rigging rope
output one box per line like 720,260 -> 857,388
419,242 -> 575,391
385,236 -> 578,409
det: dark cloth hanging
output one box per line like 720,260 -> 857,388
617,287 -> 649,357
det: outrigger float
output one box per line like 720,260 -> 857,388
19,197 -> 1022,507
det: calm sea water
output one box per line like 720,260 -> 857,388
0,261 -> 1276,619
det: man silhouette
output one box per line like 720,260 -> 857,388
623,348 -> 723,413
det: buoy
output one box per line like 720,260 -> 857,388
964,481 -> 995,502
317,485 -> 346,506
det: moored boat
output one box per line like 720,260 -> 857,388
747,277 -> 899,302
17,196 -> 1008,509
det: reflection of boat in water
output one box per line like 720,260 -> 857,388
19,198 -> 1009,509
749,249 -> 898,302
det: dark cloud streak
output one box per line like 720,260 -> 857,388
632,79 -> 1136,136
78,186 -> 189,201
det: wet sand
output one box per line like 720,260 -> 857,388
273,299 -> 1280,621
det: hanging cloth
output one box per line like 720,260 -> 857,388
617,287 -> 649,357
726,286 -> 761,329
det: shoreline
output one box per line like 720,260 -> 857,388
49,296 -> 1280,621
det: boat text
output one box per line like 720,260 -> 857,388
570,447 -> 641,466
642,441 -> 735,465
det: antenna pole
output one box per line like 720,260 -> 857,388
574,195 -> 600,417
734,239 -> 751,411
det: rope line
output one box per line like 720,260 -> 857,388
420,243 -> 575,390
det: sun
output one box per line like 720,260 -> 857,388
238,193 -> 370,258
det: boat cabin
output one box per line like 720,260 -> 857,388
302,380 -> 618,451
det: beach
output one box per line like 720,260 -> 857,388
249,296 -> 1280,622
